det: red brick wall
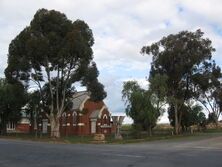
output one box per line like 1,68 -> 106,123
16,124 -> 30,133
59,100 -> 113,136
38,99 -> 113,136
96,109 -> 112,134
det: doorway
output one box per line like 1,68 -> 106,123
91,120 -> 96,134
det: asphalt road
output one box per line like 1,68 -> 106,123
0,135 -> 222,167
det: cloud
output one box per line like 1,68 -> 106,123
180,0 -> 222,26
1,0 -> 222,124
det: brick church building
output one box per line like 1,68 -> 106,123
39,91 -> 114,136
7,91 -> 115,136
59,91 -> 113,136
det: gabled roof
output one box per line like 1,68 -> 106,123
89,105 -> 108,119
72,91 -> 90,111
89,110 -> 100,119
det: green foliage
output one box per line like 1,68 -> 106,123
149,74 -> 168,100
82,62 -> 106,101
0,78 -> 27,134
142,29 -> 216,134
5,8 -> 106,137
26,91 -> 42,133
149,74 -> 168,114
122,81 -> 143,118
208,112 -> 218,124
143,29 -> 215,102
192,61 -> 222,122
122,81 -> 160,136
5,9 -> 106,99
168,103 -> 206,131
5,9 -> 106,136
5,8 -> 106,105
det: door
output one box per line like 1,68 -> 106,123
42,119 -> 48,134
91,120 -> 96,134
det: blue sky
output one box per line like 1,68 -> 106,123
1,0 -> 222,123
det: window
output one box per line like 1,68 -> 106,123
7,121 -> 15,131
102,114 -> 108,125
103,114 -> 108,119
73,111 -> 77,125
62,112 -> 66,126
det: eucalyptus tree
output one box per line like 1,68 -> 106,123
142,30 -> 215,134
122,81 -> 161,136
192,62 -> 222,123
5,9 -> 106,138
140,91 -> 161,136
122,81 -> 143,125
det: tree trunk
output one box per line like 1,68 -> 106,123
34,113 -> 38,138
30,109 -> 35,134
50,116 -> 60,138
1,124 -> 7,135
148,126 -> 152,137
174,102 -> 179,135
215,119 -> 219,129
0,114 -> 7,135
178,109 -> 182,133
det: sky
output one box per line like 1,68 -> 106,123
1,0 -> 222,124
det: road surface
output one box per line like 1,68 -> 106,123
0,135 -> 222,167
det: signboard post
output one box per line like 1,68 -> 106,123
112,116 -> 125,140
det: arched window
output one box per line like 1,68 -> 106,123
73,111 -> 77,125
102,114 -> 108,125
103,114 -> 108,119
62,112 -> 66,126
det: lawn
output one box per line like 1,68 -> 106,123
1,125 -> 222,144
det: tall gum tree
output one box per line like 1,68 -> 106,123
5,9 -> 106,138
141,30 -> 215,134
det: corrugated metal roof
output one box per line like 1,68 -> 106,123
72,91 -> 90,110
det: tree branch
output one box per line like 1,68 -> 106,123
45,58 -> 54,114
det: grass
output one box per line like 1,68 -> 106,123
0,133 -> 66,144
106,131 -> 222,144
64,135 -> 93,144
1,126 -> 222,144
